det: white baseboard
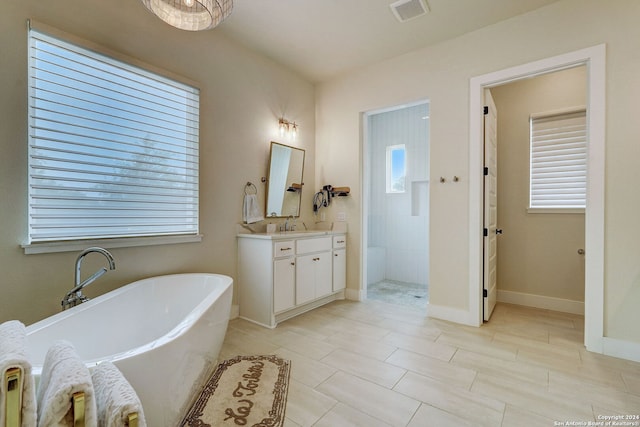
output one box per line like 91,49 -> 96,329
345,288 -> 364,301
603,337 -> 640,363
497,290 -> 584,315
230,304 -> 239,319
427,303 -> 479,327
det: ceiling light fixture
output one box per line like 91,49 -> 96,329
139,0 -> 233,31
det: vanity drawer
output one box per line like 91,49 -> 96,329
333,235 -> 346,249
274,240 -> 295,257
296,237 -> 332,254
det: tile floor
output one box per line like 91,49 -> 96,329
218,300 -> 640,426
367,280 -> 428,308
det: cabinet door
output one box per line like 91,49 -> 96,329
295,254 -> 316,305
315,252 -> 333,297
332,249 -> 346,292
274,257 -> 296,313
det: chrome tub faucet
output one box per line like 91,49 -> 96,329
62,247 -> 116,310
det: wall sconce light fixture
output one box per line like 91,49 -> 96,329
279,118 -> 298,139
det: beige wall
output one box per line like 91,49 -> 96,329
3,0 -> 640,348
490,67 -> 587,303
316,0 -> 640,343
0,0 -> 316,324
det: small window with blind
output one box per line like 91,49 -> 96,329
529,109 -> 587,212
26,24 -> 200,250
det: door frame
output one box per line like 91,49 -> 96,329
468,45 -> 606,353
361,99 -> 430,300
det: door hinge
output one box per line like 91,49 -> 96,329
483,106 -> 489,115
483,228 -> 488,237
483,289 -> 488,298
484,167 -> 489,176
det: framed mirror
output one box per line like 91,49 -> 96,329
266,142 -> 305,217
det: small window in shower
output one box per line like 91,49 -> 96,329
386,144 -> 406,193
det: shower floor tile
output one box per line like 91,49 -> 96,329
367,280 -> 428,308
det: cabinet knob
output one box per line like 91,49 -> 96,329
334,254 -> 338,257
290,262 -> 295,265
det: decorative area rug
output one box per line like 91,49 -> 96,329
180,355 -> 291,427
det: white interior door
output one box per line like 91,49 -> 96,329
483,88 -> 499,321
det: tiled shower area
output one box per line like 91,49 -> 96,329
365,102 -> 429,308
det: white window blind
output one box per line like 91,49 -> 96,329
27,26 -> 199,243
530,110 -> 586,209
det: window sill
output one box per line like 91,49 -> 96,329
526,208 -> 585,214
22,234 -> 203,255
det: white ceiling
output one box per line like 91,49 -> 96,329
217,0 -> 563,83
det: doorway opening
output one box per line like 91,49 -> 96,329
469,45 -> 605,353
487,66 -> 587,323
363,101 -> 430,309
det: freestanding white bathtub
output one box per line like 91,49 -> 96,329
25,273 -> 233,427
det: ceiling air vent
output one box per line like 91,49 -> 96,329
390,0 -> 429,23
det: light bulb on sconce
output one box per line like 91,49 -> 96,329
278,118 -> 298,139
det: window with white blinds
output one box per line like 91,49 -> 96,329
529,109 -> 587,209
27,26 -> 199,243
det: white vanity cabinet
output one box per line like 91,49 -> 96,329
237,232 -> 346,328
332,235 -> 346,292
295,236 -> 332,305
273,254 -> 295,313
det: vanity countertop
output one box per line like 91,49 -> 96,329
237,230 -> 343,240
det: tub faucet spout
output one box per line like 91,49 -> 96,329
62,247 -> 116,310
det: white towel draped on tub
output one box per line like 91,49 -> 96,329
91,362 -> 146,427
243,194 -> 264,224
37,340 -> 97,427
0,320 -> 37,427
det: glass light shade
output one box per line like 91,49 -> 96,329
140,0 -> 233,31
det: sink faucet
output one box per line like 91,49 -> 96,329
62,247 -> 116,310
284,215 -> 296,231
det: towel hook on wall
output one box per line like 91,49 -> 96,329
244,182 -> 257,195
